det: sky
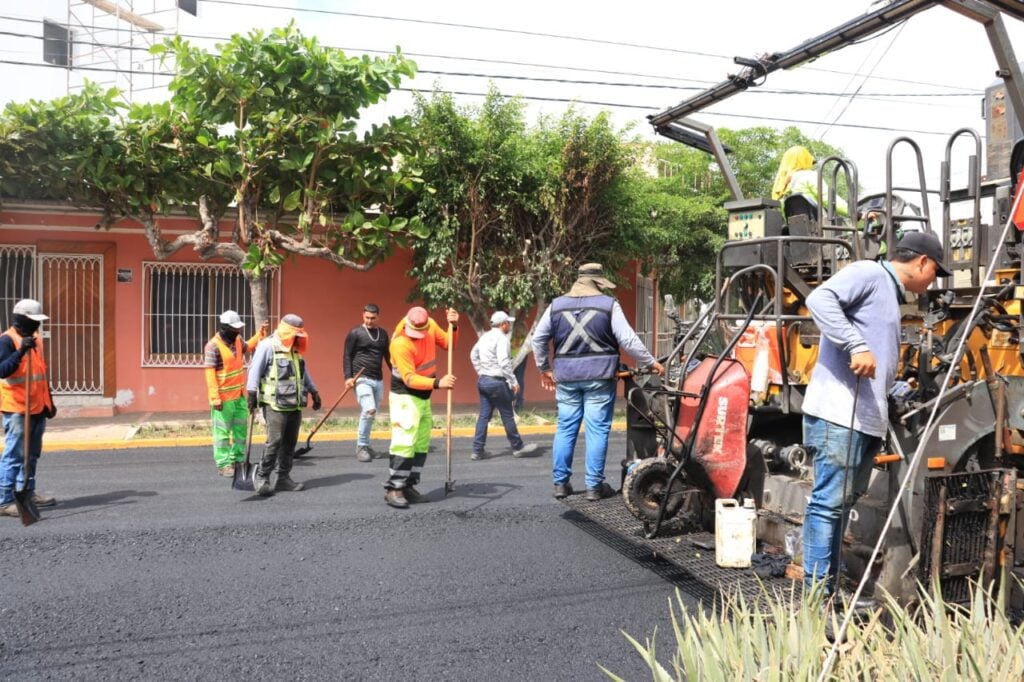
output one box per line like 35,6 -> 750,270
2,0 -> 1024,216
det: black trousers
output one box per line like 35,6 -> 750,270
258,408 -> 302,478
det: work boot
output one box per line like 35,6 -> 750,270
31,493 -> 56,507
385,488 -> 409,509
356,446 -> 372,463
553,482 -> 573,499
218,464 -> 235,477
585,482 -> 616,501
404,486 -> 430,504
255,476 -> 274,497
512,443 -> 539,458
274,475 -> 305,492
0,503 -> 18,518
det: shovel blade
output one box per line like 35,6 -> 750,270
14,488 -> 40,526
444,480 -> 455,496
232,463 -> 255,492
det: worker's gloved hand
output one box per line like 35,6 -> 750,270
44,404 -> 57,419
247,391 -> 258,412
311,392 -> 322,411
18,336 -> 36,353
212,401 -> 223,411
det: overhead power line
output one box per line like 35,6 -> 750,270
0,26 -> 983,102
0,57 -> 963,137
0,11 -> 986,93
194,0 -> 986,92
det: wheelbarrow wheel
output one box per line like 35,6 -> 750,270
623,457 -> 688,523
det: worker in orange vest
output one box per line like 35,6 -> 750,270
0,299 -> 57,518
203,310 -> 268,476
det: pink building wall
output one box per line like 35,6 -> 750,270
1,204 -> 643,415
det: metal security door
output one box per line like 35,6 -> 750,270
38,254 -> 104,395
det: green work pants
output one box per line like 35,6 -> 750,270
211,396 -> 248,467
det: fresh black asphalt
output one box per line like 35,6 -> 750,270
0,434 -> 699,680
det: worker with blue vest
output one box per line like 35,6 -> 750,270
532,264 -> 664,502
246,314 -> 321,496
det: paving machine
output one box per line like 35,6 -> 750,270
617,0 -> 1024,608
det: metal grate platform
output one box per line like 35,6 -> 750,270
561,493 -> 794,605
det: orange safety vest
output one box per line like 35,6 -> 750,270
0,328 -> 54,415
207,334 -> 247,403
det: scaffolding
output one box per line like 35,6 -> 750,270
63,0 -> 187,102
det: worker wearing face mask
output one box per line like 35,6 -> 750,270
0,299 -> 57,518
203,310 -> 268,477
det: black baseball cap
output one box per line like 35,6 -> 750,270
896,231 -> 952,277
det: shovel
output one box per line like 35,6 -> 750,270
294,368 -> 363,457
232,409 -> 256,492
14,350 -> 41,525
444,321 -> 455,496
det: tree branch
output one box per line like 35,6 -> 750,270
266,229 -> 381,270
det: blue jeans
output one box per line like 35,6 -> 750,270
0,411 -> 47,506
552,379 -> 616,489
473,376 -> 524,453
355,377 -> 383,447
801,415 -> 880,592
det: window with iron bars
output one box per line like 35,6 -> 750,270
0,245 -> 36,329
142,262 -> 279,367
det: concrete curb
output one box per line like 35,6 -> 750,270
46,422 -> 628,452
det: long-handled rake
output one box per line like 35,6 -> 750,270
294,368 -> 363,457
444,322 -> 455,496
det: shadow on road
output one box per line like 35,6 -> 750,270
441,481 -> 520,515
300,472 -> 375,489
47,490 -> 158,517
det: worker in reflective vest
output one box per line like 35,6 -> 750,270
533,264 -> 664,503
246,314 -> 320,497
383,306 -> 458,509
203,310 -> 268,477
0,299 -> 57,518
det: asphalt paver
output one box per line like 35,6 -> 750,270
0,434 -> 697,680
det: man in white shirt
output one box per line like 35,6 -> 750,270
469,311 -> 538,461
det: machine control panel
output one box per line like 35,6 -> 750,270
728,210 -> 767,241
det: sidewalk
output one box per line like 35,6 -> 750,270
43,401 -> 625,451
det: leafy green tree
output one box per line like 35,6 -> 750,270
407,88 -> 638,357
0,25 -> 427,322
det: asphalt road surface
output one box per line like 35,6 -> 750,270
0,433 -> 699,680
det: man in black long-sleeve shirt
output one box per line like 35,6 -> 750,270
343,304 -> 391,461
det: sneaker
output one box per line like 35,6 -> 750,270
356,446 -> 372,463
471,450 -> 488,461
218,465 -> 235,477
255,476 -> 274,497
274,476 -> 305,492
404,486 -> 430,504
553,482 -> 573,499
0,503 -> 19,518
585,482 -> 616,501
385,489 -> 409,509
31,493 -> 56,507
512,443 -> 539,458
367,446 -> 383,459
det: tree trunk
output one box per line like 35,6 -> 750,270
245,269 -> 271,326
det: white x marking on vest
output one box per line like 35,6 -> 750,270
557,310 -> 604,353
